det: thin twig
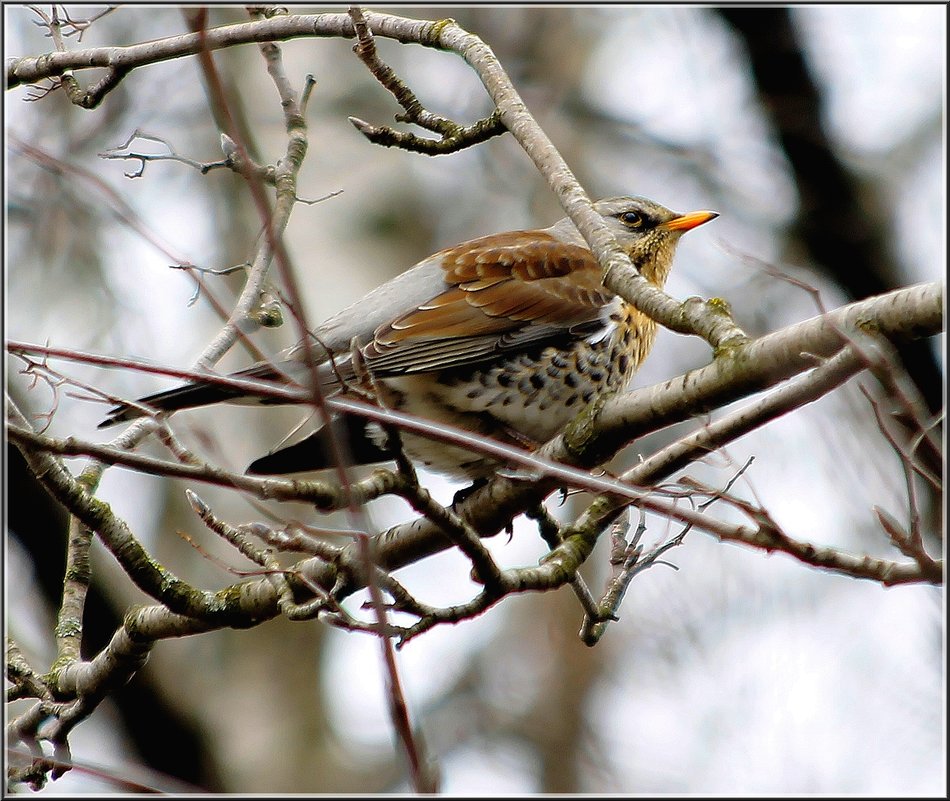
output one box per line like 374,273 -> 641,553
346,6 -> 506,155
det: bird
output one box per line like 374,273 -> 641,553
99,196 -> 717,480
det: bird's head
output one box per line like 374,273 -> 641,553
589,196 -> 718,286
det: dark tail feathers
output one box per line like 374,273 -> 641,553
98,382 -> 250,428
247,415 -> 391,474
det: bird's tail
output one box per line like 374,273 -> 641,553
98,383 -> 245,428
246,415 -> 391,474
98,363 -> 287,428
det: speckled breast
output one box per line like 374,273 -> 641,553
375,302 -> 657,478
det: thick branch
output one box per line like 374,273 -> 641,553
567,281 -> 944,467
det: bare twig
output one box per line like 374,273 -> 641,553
860,385 -> 939,574
99,130 -> 235,179
346,6 -> 506,155
525,504 -> 602,622
393,474 -> 504,592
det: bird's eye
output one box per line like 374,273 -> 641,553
619,210 -> 643,228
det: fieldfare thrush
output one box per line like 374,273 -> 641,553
100,196 -> 717,479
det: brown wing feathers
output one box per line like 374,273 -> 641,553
365,232 -> 613,374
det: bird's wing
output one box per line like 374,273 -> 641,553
361,231 -> 615,375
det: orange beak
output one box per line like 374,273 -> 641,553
659,210 -> 719,232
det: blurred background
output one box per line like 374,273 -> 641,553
5,4 -> 945,794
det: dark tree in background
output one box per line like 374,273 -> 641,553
719,7 -> 942,532
721,7 -> 942,418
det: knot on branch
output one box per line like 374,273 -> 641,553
561,394 -> 609,464
678,295 -> 750,353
